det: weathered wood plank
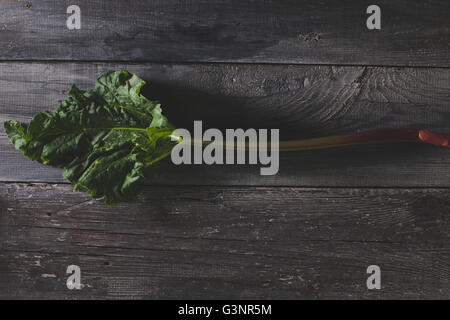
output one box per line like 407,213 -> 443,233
0,183 -> 449,299
1,62 -> 450,186
0,0 -> 449,66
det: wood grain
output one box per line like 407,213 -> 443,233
0,183 -> 449,299
1,62 -> 449,186
0,0 -> 449,66
1,1 -> 449,299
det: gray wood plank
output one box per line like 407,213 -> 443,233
0,0 -> 449,66
1,62 -> 450,187
0,183 -> 449,299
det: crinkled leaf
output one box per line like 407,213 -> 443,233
4,70 -> 177,205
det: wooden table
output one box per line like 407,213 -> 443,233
0,0 -> 449,299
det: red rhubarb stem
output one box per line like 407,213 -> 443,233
279,129 -> 450,151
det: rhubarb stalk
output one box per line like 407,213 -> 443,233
279,129 -> 450,151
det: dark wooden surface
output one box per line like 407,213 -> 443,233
1,184 -> 449,299
0,0 -> 449,299
0,0 -> 449,66
1,63 -> 450,187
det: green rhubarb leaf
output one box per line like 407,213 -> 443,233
4,70 -> 177,205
